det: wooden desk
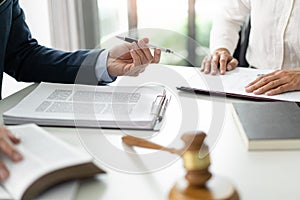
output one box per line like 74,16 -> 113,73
1,66 -> 300,200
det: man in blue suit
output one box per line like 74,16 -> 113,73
0,0 -> 161,179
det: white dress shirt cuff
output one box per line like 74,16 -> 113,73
95,49 -> 117,83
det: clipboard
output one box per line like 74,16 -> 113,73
3,82 -> 172,130
177,86 -> 300,104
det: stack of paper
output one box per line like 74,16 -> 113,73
3,82 -> 169,130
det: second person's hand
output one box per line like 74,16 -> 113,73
245,70 -> 300,95
201,48 -> 239,75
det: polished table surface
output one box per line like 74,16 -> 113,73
1,65 -> 300,200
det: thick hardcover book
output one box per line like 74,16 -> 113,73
232,102 -> 300,150
0,124 -> 104,200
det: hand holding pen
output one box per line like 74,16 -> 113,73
107,37 -> 161,77
116,36 -> 174,54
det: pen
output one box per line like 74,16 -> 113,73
116,36 -> 174,54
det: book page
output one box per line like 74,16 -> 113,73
0,185 -> 11,199
1,124 -> 92,200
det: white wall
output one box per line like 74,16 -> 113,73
2,0 -> 51,98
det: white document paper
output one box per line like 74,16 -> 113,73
181,67 -> 300,102
0,185 -> 11,199
3,83 -> 168,130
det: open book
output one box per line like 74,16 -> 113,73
3,83 -> 169,130
0,124 -> 104,200
177,67 -> 300,103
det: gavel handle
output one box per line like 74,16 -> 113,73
122,135 -> 180,155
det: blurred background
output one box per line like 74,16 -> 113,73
4,0 -> 217,98
98,0 -> 215,65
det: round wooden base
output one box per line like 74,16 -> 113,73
169,176 -> 239,200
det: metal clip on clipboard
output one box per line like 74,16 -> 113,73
151,89 -> 170,122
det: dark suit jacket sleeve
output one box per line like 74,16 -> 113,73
4,0 -> 102,85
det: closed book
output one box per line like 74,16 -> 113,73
232,102 -> 300,150
0,124 -> 104,200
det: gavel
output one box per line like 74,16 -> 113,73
122,132 -> 239,200
122,132 -> 211,186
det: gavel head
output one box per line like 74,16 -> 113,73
180,132 -> 212,187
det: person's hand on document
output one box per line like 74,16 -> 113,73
200,48 -> 239,75
107,38 -> 161,77
200,48 -> 300,95
245,70 -> 300,95
0,127 -> 23,180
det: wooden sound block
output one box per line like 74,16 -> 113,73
169,176 -> 239,200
